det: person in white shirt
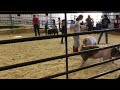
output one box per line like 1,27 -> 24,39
70,15 -> 83,52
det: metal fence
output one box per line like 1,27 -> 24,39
0,14 -> 56,26
0,13 -> 119,29
0,12 -> 120,79
0,14 -> 79,29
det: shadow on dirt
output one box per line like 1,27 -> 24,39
109,30 -> 120,36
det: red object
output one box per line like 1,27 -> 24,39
33,17 -> 39,24
73,46 -> 78,52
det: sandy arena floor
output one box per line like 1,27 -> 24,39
0,31 -> 120,79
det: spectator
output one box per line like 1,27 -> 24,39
45,20 -> 48,35
33,15 -> 40,36
96,21 -> 102,30
80,21 -> 88,31
114,15 -> 120,28
58,17 -> 61,32
70,20 -> 75,32
86,15 -> 94,31
98,14 -> 111,44
80,21 -> 85,25
61,19 -> 66,44
53,19 -> 56,26
52,25 -> 58,35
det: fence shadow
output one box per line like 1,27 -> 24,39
109,31 -> 120,36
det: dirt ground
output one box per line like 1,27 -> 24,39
0,30 -> 120,79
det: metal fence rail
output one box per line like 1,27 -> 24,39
88,67 -> 120,79
0,28 -> 119,45
0,43 -> 119,72
0,13 -> 120,79
40,57 -> 120,79
0,14 -> 44,25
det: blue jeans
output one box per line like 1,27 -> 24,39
98,32 -> 108,44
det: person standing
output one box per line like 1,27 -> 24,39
58,17 -> 61,32
33,15 -> 40,36
86,15 -> 94,31
114,15 -> 120,29
53,19 -> 55,26
70,15 -> 83,52
45,20 -> 48,35
61,19 -> 66,44
98,14 -> 111,44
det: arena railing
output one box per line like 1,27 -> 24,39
0,28 -> 119,44
0,13 -> 120,79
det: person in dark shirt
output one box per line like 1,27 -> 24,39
45,21 -> 48,35
98,14 -> 111,44
86,15 -> 94,31
80,21 -> 84,25
53,19 -> 55,26
61,19 -> 66,44
58,17 -> 61,32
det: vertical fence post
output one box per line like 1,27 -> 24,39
50,13 -> 52,27
58,17 -> 60,31
9,14 -> 13,29
64,13 -> 69,79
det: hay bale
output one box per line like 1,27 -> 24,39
0,27 -> 45,35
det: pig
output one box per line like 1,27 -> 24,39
82,36 -> 97,46
80,45 -> 120,67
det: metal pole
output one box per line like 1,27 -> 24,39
64,13 -> 69,79
74,15 -> 76,21
58,17 -> 60,31
50,13 -> 52,26
9,14 -> 13,28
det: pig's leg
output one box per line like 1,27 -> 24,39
103,55 -> 109,61
80,59 -> 87,67
109,56 -> 115,64
103,50 -> 110,61
103,54 -> 114,64
102,49 -> 111,61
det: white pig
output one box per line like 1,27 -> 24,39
82,36 -> 97,46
